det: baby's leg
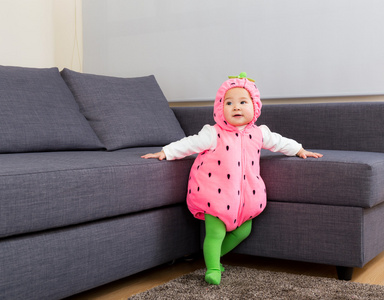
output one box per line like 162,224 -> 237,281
221,219 -> 252,257
203,214 -> 226,285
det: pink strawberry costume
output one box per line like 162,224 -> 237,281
186,77 -> 265,232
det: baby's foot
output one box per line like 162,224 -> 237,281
205,269 -> 221,285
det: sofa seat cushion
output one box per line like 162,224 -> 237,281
0,148 -> 194,238
61,69 -> 186,150
261,149 -> 384,208
0,66 -> 104,153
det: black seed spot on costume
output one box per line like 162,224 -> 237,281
189,189 -> 191,194
243,203 -> 245,207
244,175 -> 246,180
258,149 -> 260,153
218,160 -> 221,166
220,98 -> 222,102
218,188 -> 221,194
238,161 -> 240,167
257,176 -> 260,180
226,146 -> 229,151
208,202 -> 210,207
253,190 -> 256,195
238,190 -> 240,195
249,134 -> 252,139
227,205 -> 230,210
214,113 -> 216,117
250,216 -> 252,219
260,204 -> 263,209
234,219 -> 237,223
227,174 -> 230,179
197,165 -> 200,170
224,121 -> 227,125
252,161 -> 255,166
201,162 -> 204,166
236,133 -> 239,137
218,134 -> 221,138
197,187 -> 200,191
208,173 -> 212,177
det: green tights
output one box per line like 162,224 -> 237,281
203,214 -> 252,285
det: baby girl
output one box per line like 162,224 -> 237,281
142,73 -> 322,284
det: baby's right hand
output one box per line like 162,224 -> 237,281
141,150 -> 166,161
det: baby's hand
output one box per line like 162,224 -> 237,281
141,150 -> 166,161
296,148 -> 323,159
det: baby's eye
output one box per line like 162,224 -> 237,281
225,101 -> 232,105
241,101 -> 248,104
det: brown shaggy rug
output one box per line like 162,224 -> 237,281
128,265 -> 384,299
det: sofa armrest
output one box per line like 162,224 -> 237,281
172,106 -> 214,136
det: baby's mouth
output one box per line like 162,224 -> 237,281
233,114 -> 243,117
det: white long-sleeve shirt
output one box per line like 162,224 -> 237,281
163,124 -> 302,160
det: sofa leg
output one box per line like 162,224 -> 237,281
336,266 -> 353,280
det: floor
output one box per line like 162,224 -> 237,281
65,250 -> 384,299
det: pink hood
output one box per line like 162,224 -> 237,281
213,74 -> 262,131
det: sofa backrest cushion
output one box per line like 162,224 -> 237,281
257,102 -> 384,153
61,69 -> 186,150
0,65 -> 104,153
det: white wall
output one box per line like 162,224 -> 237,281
53,0 -> 83,71
82,0 -> 384,102
2,0 -> 383,104
0,0 -> 82,71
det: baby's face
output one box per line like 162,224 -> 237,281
223,88 -> 254,127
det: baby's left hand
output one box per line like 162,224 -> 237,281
296,148 -> 323,159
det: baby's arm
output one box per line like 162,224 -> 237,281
260,125 -> 322,159
141,125 -> 217,161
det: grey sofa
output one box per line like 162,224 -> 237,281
1,65 -> 384,299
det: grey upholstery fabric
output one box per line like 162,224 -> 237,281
260,149 -> 384,208
234,201 -> 365,267
172,106 -> 215,136
61,69 -> 185,150
0,65 -> 103,153
363,202 -> 384,264
0,148 -> 195,238
257,102 -> 384,153
0,205 -> 200,300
